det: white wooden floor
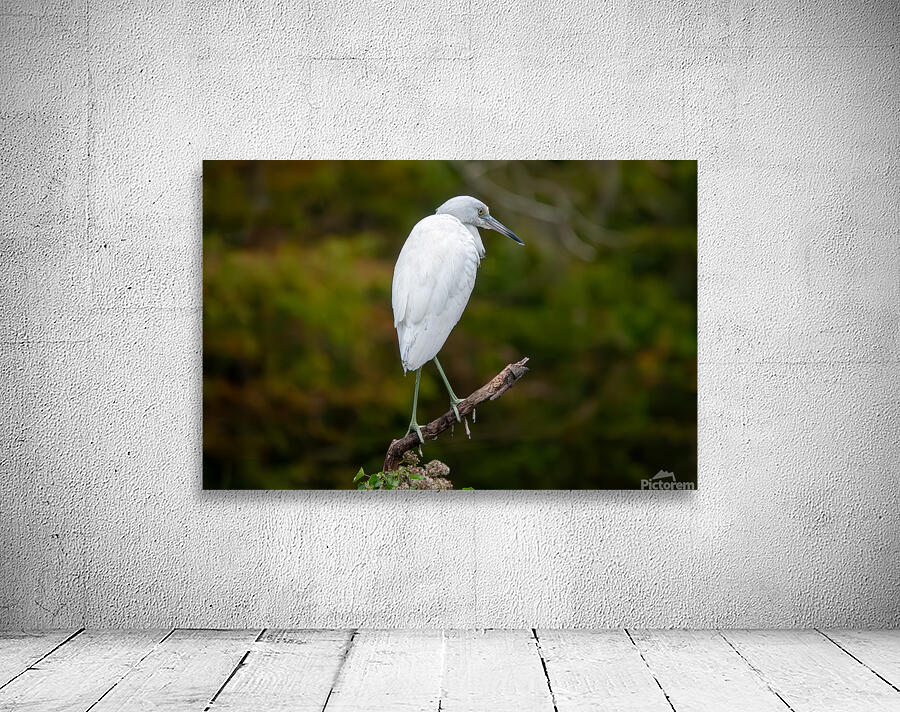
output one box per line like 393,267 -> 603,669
0,629 -> 898,711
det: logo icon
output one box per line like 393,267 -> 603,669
641,470 -> 695,490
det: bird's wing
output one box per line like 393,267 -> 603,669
392,215 -> 481,371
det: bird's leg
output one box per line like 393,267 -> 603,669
406,368 -> 424,444
433,357 -> 463,423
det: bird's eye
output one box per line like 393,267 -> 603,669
477,208 -> 485,216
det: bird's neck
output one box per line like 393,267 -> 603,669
464,224 -> 486,259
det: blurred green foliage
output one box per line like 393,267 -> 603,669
203,160 -> 697,489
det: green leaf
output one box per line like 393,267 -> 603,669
368,473 -> 379,487
461,487 -> 474,491
409,474 -> 423,479
354,467 -> 366,482
357,483 -> 367,490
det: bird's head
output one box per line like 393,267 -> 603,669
436,196 -> 524,245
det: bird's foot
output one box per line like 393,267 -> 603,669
407,421 -> 425,444
449,397 -> 463,423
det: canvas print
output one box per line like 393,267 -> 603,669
203,161 -> 697,490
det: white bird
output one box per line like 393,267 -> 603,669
392,195 -> 524,443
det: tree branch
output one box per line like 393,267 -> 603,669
383,357 -> 530,474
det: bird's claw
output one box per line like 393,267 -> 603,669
408,422 -> 424,444
450,398 -> 463,423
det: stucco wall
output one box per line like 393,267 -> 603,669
1,0 -> 898,627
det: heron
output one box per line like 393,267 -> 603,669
391,195 -> 524,443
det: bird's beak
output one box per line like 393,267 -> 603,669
484,216 -> 524,245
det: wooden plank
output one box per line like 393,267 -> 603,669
821,630 -> 900,692
535,629 -> 672,712
211,629 -> 353,712
323,630 -> 443,711
89,629 -> 261,712
0,629 -> 167,712
629,630 -> 787,712
440,629 -> 555,712
725,629 -> 900,712
0,630 -> 80,688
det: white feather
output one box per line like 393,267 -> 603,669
391,214 -> 483,372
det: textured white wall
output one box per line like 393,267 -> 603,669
2,0 -> 898,628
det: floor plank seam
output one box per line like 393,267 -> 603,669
0,628 -> 84,692
624,629 -> 678,712
435,629 -> 447,712
83,628 -> 176,712
320,628 -> 358,711
717,631 -> 796,711
203,628 -> 266,711
531,629 -> 559,712
816,629 -> 900,695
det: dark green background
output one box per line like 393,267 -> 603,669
203,160 -> 697,489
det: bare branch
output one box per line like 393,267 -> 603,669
383,357 -> 530,473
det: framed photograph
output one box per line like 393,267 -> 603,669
203,160 -> 697,490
